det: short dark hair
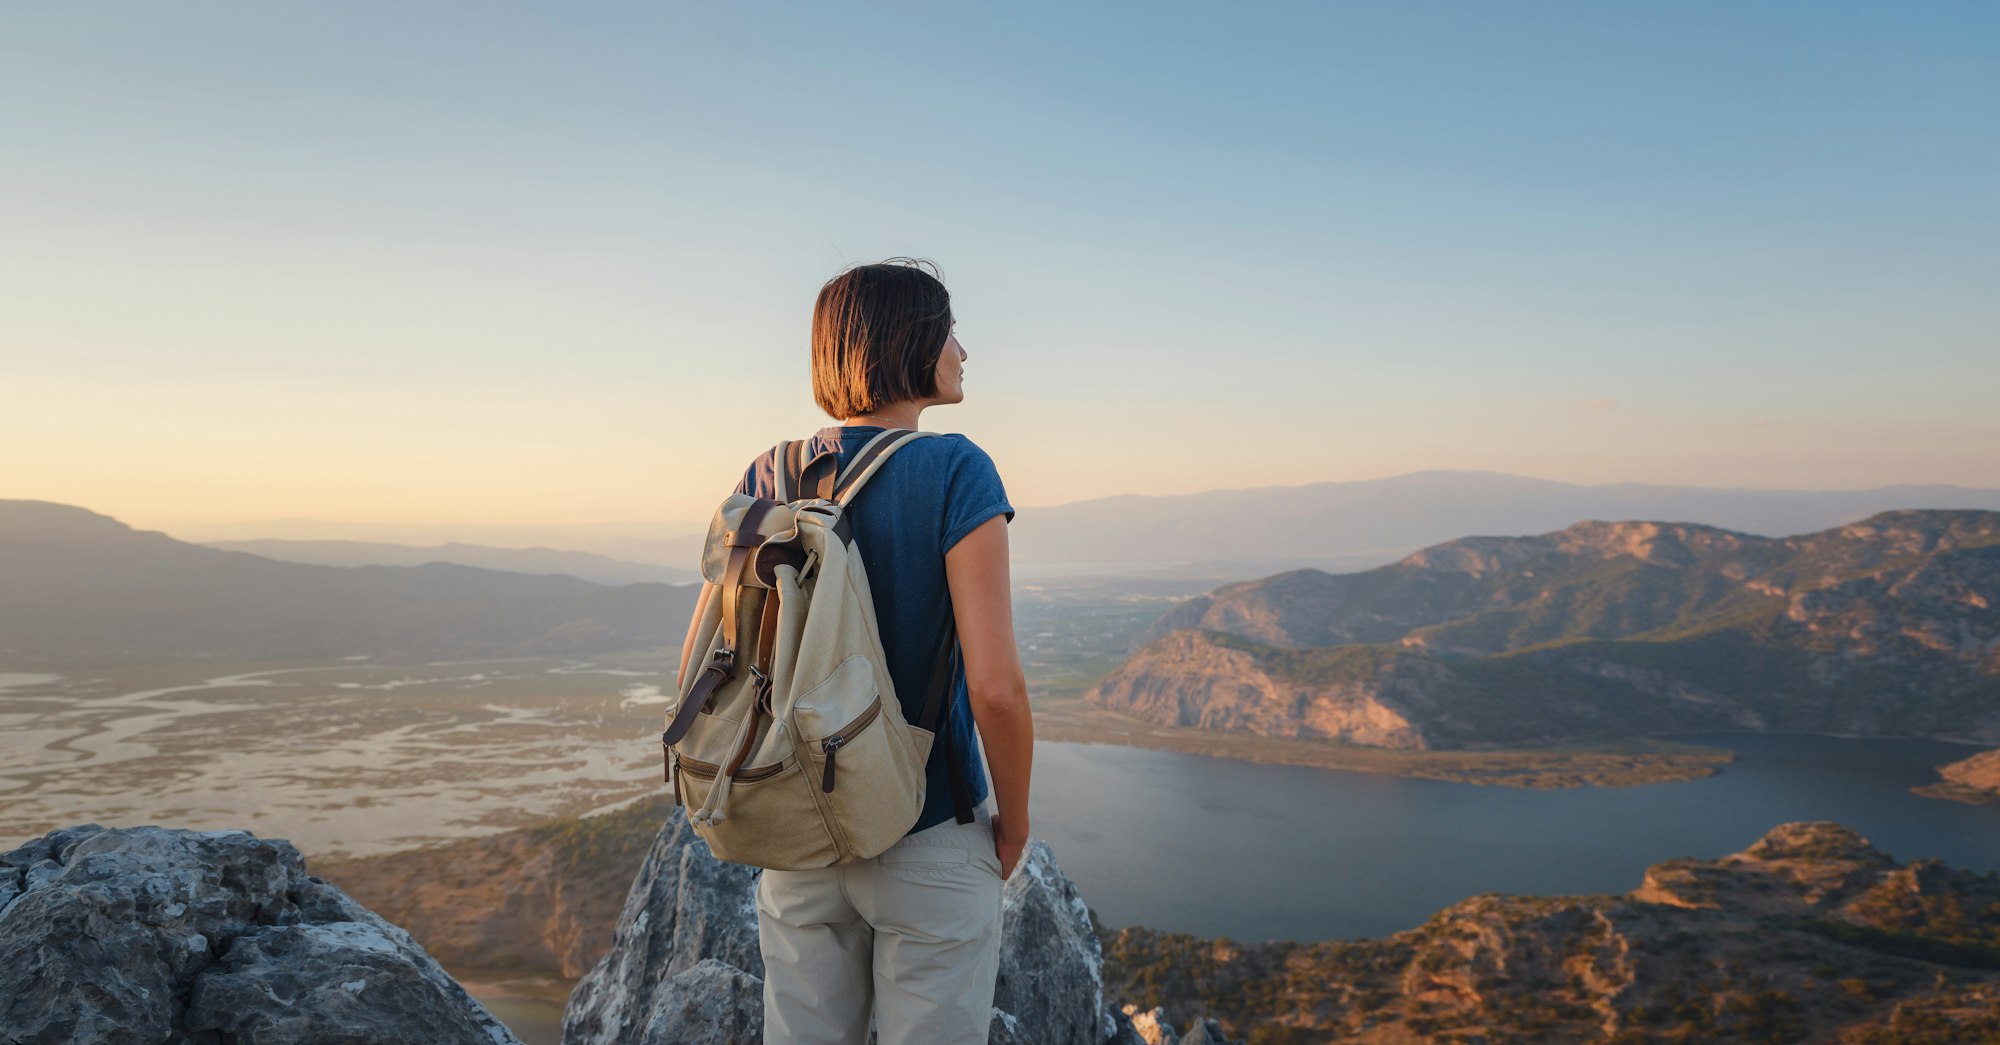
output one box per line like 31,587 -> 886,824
810,257 -> 953,419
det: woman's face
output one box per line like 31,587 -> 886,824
931,321 -> 967,405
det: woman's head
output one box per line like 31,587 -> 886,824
811,257 -> 966,420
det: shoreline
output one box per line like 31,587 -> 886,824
1030,695 -> 1736,789
1646,727 -> 2000,750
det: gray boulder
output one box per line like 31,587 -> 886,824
631,957 -> 764,1044
0,823 -> 520,1045
996,838 -> 1114,1044
565,808 -> 1149,1044
562,812 -> 765,1044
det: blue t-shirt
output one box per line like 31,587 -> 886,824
735,425 -> 1014,835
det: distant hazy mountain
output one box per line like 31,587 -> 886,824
203,538 -> 697,587
1011,470 -> 2000,574
1089,509 -> 2000,749
171,516 -> 708,560
0,500 -> 699,668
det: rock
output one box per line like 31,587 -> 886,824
1742,820 -> 1891,864
1113,1003 -> 1242,1045
1178,1017 -> 1231,1044
0,824 -> 519,1045
996,838 -> 1115,1045
1105,1005 -> 1154,1044
561,811 -> 764,1045
988,1007 -> 1031,1044
630,958 -> 764,1045
566,807 -> 1135,1044
1122,1003 -> 1177,1044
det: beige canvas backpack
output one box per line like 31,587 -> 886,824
661,428 -> 967,870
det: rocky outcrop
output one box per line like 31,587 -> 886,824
0,824 -> 520,1045
1101,820 -> 2000,1043
1087,631 -> 1435,749
1093,510 -> 2000,751
564,808 -> 1236,1045
561,809 -> 765,1045
1913,746 -> 2000,805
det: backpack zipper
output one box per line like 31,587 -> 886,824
819,696 -> 883,793
677,753 -> 786,783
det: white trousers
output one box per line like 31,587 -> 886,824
755,801 -> 1003,1044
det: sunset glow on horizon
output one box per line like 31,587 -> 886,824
5,3 -> 1996,538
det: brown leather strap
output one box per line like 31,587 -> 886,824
723,702 -> 764,777
804,452 -> 839,500
779,433 -> 844,505
753,588 -> 781,675
662,652 -> 731,745
719,545 -> 750,650
724,589 -> 781,778
718,499 -> 776,649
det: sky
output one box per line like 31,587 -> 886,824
4,2 -> 1996,537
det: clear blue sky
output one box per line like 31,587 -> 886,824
4,2 -> 1995,530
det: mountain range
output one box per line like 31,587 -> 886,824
0,500 -> 698,667
137,471 -> 2000,579
202,538 -> 697,587
1009,471 -> 2000,575
1087,509 -> 2000,750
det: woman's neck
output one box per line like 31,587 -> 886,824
843,403 -> 924,430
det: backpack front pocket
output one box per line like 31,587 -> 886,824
801,694 -> 928,859
676,752 -> 841,870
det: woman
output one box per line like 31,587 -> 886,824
730,257 -> 1034,1044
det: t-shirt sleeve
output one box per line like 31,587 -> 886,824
733,450 -> 770,498
939,438 -> 1015,556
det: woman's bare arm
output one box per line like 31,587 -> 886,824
945,513 -> 1033,878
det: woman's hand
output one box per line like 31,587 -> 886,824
993,811 -> 1029,879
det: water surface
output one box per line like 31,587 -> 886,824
1028,732 -> 2000,942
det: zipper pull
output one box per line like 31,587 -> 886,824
821,734 -> 846,793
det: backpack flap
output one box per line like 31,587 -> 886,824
698,493 -> 806,589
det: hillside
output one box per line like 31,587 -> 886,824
1103,821 -> 2000,1044
0,500 -> 699,667
309,796 -> 671,986
1090,510 -> 2000,750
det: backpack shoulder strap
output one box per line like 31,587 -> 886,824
777,437 -> 844,504
833,429 -> 936,506
921,600 -> 977,825
772,440 -> 796,502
